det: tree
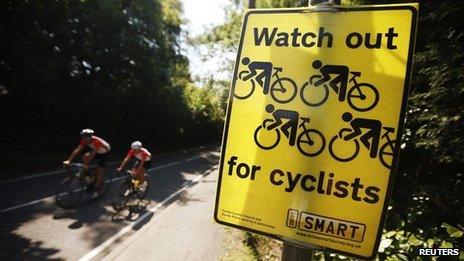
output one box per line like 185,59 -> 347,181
0,0 -> 223,171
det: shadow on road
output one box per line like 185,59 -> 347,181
111,200 -> 151,223
0,148 -> 220,259
0,201 -> 62,260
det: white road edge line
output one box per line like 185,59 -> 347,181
185,155 -> 203,162
0,169 -> 66,185
0,146 -> 209,185
79,167 -> 215,261
0,161 -> 184,213
0,195 -> 57,213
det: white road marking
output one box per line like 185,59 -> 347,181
79,168 -> 213,261
185,155 -> 203,162
0,169 -> 66,185
0,145 -> 209,185
0,163 -> 118,185
0,195 -> 56,213
0,160 -> 186,213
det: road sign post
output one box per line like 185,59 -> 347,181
215,2 -> 418,260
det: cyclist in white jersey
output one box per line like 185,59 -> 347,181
116,141 -> 152,189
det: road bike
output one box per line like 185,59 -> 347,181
56,163 -> 112,208
112,170 -> 150,211
254,117 -> 325,157
328,127 -> 397,169
235,67 -> 297,103
300,72 -> 380,112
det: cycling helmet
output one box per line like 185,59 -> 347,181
131,141 -> 142,149
80,128 -> 94,137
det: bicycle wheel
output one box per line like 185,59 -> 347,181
137,173 -> 150,200
254,119 -> 281,150
300,75 -> 329,107
296,129 -> 326,157
56,175 -> 85,209
328,133 -> 360,162
379,140 -> 397,169
347,83 -> 379,112
112,180 -> 132,211
234,71 -> 255,100
270,77 -> 297,104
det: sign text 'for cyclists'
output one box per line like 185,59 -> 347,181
214,4 -> 418,259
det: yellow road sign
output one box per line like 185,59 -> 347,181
214,4 -> 418,259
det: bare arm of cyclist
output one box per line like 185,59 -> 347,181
242,67 -> 257,81
64,144 -> 84,165
117,155 -> 131,172
313,67 -> 332,86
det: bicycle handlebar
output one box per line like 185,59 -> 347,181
382,127 -> 395,139
349,71 -> 361,83
299,117 -> 310,128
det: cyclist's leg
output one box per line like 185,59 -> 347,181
255,71 -> 266,89
262,63 -> 273,94
94,153 -> 107,190
131,160 -> 139,178
360,127 -> 381,158
134,167 -> 145,183
139,161 -> 151,184
82,152 -> 93,171
330,74 -> 348,101
130,160 -> 145,186
280,119 -> 298,146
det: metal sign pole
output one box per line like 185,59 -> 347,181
248,0 -> 255,9
282,243 -> 313,261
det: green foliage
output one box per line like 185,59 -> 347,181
0,0 -> 222,170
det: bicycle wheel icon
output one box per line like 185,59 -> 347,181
270,77 -> 297,104
296,129 -> 326,157
300,75 -> 329,107
234,70 -> 255,100
347,83 -> 379,112
254,119 -> 281,150
328,128 -> 360,162
379,140 -> 396,169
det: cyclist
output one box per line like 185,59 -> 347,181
116,141 -> 152,191
342,112 -> 382,158
241,57 -> 273,94
63,129 -> 111,193
265,104 -> 300,146
312,60 -> 349,101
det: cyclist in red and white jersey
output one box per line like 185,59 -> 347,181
116,141 -> 152,189
63,129 -> 111,192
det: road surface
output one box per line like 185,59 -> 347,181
0,146 -> 226,260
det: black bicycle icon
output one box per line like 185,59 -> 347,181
300,72 -> 380,112
254,117 -> 325,157
235,67 -> 297,103
328,126 -> 396,169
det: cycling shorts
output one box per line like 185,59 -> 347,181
133,159 -> 152,170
